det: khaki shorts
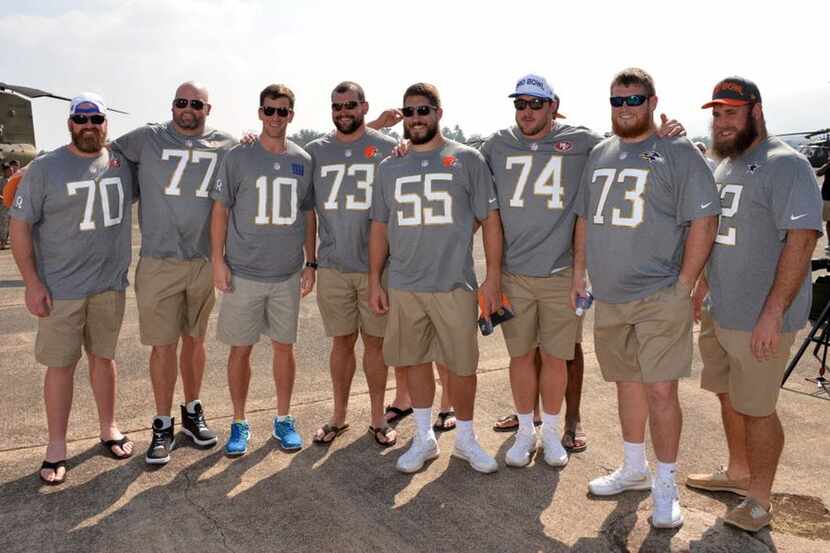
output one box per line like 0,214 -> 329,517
135,257 -> 215,346
217,272 -> 301,346
384,288 -> 478,376
501,269 -> 582,360
699,311 -> 796,417
35,290 -> 126,367
594,281 -> 693,383
316,268 -> 387,338
822,201 -> 830,222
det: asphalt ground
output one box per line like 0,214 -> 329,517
0,213 -> 828,553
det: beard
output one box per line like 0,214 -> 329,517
405,120 -> 438,145
334,113 -> 363,135
517,116 -> 548,137
173,110 -> 204,131
71,127 -> 106,153
612,110 -> 652,139
712,111 -> 758,159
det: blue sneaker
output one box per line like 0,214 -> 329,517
272,415 -> 303,450
224,421 -> 251,456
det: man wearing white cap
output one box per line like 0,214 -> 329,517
10,93 -> 137,484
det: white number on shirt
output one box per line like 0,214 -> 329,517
255,176 -> 298,225
715,183 -> 743,246
591,168 -> 648,228
66,177 -> 124,231
506,155 -> 564,209
394,173 -> 453,226
321,163 -> 374,211
161,149 -> 218,197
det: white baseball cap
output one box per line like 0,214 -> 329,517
509,74 -> 555,101
69,92 -> 107,115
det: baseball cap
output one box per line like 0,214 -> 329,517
701,77 -> 761,109
509,74 -> 555,101
69,92 -> 107,115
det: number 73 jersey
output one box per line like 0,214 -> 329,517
10,146 -> 136,300
574,136 -> 720,303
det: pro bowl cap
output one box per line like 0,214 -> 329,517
69,92 -> 107,115
701,77 -> 761,109
509,74 -> 555,101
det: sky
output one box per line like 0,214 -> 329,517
2,0 -> 829,151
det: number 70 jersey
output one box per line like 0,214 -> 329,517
574,135 -> 720,304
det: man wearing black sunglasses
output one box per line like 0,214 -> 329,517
572,67 -> 720,528
10,93 -> 137,484
369,82 -> 504,474
111,81 -> 237,465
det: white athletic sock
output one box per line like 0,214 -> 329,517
623,440 -> 647,474
455,418 -> 475,444
541,411 -> 560,435
517,412 -> 535,435
412,407 -> 434,440
275,414 -> 290,422
656,461 -> 677,484
154,416 -> 172,429
185,399 -> 201,414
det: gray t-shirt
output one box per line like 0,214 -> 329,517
211,140 -> 313,283
370,139 -> 498,292
481,124 -> 603,276
708,137 -> 822,332
10,146 -> 136,300
305,129 -> 397,273
112,122 -> 237,260
574,135 -> 721,303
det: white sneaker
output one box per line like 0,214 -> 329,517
395,434 -> 439,474
588,465 -> 652,496
651,478 -> 684,528
453,436 -> 498,474
505,430 -> 537,467
541,429 -> 568,467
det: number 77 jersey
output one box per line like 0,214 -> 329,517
574,135 -> 721,303
480,124 -> 603,276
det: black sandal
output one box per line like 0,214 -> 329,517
383,405 -> 413,425
100,436 -> 134,459
39,460 -> 67,485
432,410 -> 456,432
369,425 -> 397,447
313,423 -> 350,445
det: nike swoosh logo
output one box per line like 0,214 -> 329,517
489,198 -> 497,204
791,213 -> 808,220
700,202 -> 712,209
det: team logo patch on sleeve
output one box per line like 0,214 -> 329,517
291,163 -> 304,176
745,162 -> 761,175
442,155 -> 458,168
554,141 -> 573,152
364,145 -> 378,159
639,151 -> 663,162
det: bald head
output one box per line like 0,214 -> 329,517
171,81 -> 211,135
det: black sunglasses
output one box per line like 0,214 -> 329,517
70,114 -> 106,125
332,101 -> 361,111
513,98 -> 548,111
609,95 -> 649,108
174,98 -> 205,110
261,106 -> 291,117
401,105 -> 437,117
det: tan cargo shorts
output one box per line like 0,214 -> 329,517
316,268 -> 387,338
217,272 -> 301,346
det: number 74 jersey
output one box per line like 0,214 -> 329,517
574,135 -> 721,303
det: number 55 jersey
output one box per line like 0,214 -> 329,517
10,146 -> 136,299
112,122 -> 237,260
574,135 -> 721,303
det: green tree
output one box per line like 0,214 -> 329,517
289,129 -> 326,147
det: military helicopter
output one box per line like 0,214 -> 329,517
0,82 -> 127,165
777,128 -> 830,168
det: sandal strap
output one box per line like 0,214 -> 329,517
101,436 -> 132,448
41,459 -> 67,470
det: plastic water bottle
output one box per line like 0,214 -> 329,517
575,289 -> 594,317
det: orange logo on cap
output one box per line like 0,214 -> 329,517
442,155 -> 457,167
715,82 -> 744,95
364,145 -> 378,159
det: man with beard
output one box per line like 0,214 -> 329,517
368,83 -> 503,473
571,68 -> 720,528
480,74 -> 603,467
112,82 -> 236,465
211,84 -> 314,455
10,93 -> 136,484
304,82 -> 401,446
686,77 -> 821,532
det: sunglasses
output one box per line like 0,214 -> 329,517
513,98 -> 548,111
401,105 -> 437,117
261,106 -> 291,117
609,95 -> 649,108
70,114 -> 106,125
332,101 -> 361,111
174,98 -> 205,110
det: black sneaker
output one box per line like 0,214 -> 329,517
181,402 -> 218,447
145,418 -> 175,465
